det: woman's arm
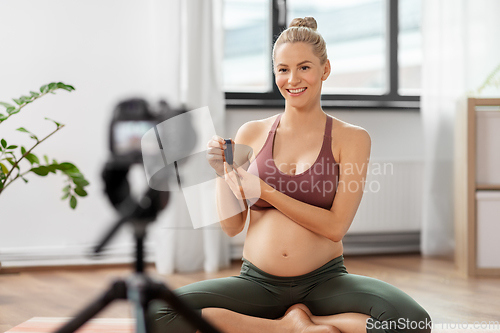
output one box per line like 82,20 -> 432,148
227,126 -> 371,242
214,121 -> 261,237
216,174 -> 248,237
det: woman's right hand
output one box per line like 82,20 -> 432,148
206,135 -> 228,177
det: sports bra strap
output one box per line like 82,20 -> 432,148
270,113 -> 282,133
324,115 -> 332,138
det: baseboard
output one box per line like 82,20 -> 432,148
0,242 -> 156,269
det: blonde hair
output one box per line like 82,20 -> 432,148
272,17 -> 328,68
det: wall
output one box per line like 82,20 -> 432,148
0,0 -> 177,267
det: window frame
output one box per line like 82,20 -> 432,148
224,0 -> 420,110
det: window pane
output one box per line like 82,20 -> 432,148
398,0 -> 422,95
287,0 -> 386,95
223,0 -> 271,92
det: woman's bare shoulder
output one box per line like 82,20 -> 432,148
234,113 -> 280,145
328,115 -> 371,164
329,115 -> 371,142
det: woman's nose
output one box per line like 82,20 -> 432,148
288,71 -> 301,85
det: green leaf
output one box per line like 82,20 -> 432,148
60,84 -> 75,92
45,117 -> 62,127
25,153 -> 40,165
44,155 -> 49,164
6,107 -> 17,115
52,159 -> 57,164
0,113 -> 7,121
58,162 -> 78,171
74,187 -> 87,197
73,178 -> 90,187
12,98 -> 23,106
61,192 -> 70,200
20,175 -> 28,183
21,146 -> 26,155
20,95 -> 32,104
70,195 -> 77,209
29,91 -> 40,98
5,158 -> 16,166
31,166 -> 49,176
6,145 -> 17,150
0,162 -> 8,174
1,139 -> 6,148
63,184 -> 71,192
40,84 -> 48,93
0,102 -> 15,108
47,164 -> 58,174
48,82 -> 57,90
17,127 -> 29,133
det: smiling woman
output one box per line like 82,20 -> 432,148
150,17 -> 432,333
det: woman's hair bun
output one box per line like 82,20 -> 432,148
289,17 -> 317,31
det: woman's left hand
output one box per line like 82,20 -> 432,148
223,161 -> 262,201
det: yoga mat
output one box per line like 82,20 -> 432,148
5,317 -> 134,333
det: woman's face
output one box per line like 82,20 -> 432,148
274,42 -> 330,109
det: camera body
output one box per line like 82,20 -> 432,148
109,98 -> 172,165
104,98 -> 187,215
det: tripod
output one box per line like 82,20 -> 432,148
54,187 -> 221,333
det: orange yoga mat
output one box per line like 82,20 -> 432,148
5,317 -> 134,333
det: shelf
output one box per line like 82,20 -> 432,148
454,97 -> 500,278
476,184 -> 500,190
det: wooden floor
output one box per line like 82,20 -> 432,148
1,253 -> 499,332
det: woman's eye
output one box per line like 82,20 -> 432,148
278,68 -> 287,73
301,66 -> 310,70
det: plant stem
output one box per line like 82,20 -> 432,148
0,91 -> 51,124
0,124 -> 65,194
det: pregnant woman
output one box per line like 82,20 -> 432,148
150,17 -> 432,333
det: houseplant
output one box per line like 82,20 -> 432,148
0,82 -> 89,209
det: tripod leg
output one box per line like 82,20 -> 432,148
148,280 -> 221,333
134,301 -> 152,333
54,279 -> 127,333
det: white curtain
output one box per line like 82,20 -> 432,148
152,0 -> 230,273
420,0 -> 500,256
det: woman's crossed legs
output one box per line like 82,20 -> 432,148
149,262 -> 431,333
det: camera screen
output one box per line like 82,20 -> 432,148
113,120 -> 155,155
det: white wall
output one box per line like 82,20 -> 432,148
0,1 -> 424,267
0,0 -> 178,266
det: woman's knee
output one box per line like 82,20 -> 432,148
374,303 -> 432,333
149,299 -> 199,333
398,305 -> 432,333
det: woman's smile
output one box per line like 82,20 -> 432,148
286,87 -> 307,96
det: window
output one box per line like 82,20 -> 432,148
223,0 -> 422,109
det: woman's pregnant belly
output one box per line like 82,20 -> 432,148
242,208 -> 343,277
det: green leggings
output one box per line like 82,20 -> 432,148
149,254 -> 432,333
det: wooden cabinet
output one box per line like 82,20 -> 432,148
454,97 -> 500,277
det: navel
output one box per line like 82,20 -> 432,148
282,253 -> 288,258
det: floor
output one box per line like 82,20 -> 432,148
1,253 -> 499,332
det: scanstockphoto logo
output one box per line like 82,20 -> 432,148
366,317 -> 500,331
